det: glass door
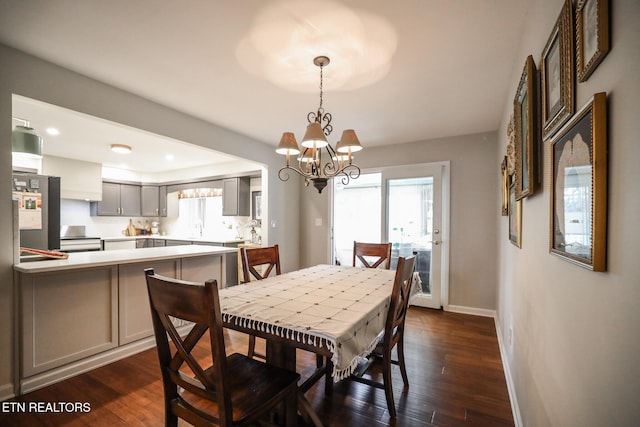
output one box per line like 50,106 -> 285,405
383,163 -> 445,308
332,162 -> 448,309
332,173 -> 382,266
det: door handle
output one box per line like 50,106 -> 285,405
431,240 -> 441,245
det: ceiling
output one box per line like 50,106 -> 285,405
0,0 -> 530,173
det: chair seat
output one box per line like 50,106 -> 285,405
177,353 -> 299,424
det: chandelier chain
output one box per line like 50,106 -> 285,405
318,62 -> 324,112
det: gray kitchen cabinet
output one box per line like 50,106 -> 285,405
159,185 -> 167,217
152,239 -> 166,247
91,182 -> 141,216
193,240 -> 241,286
141,185 -> 160,217
120,184 -> 141,216
165,239 -> 191,246
222,177 -> 250,216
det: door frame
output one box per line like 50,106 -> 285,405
329,161 -> 450,309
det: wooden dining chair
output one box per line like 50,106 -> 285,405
350,254 -> 416,418
144,268 -> 299,427
240,244 -> 281,282
240,244 -> 281,359
353,241 -> 392,269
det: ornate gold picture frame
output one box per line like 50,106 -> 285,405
576,0 -> 610,82
549,92 -> 607,271
514,55 -> 538,200
501,156 -> 509,216
541,0 -> 574,140
509,178 -> 522,248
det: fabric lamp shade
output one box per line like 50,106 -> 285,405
336,129 -> 363,153
301,122 -> 328,148
276,132 -> 300,155
298,148 -> 317,163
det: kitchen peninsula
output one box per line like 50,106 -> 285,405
13,245 -> 236,395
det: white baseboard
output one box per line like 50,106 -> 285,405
494,316 -> 523,427
446,304 -> 496,318
0,382 -> 15,402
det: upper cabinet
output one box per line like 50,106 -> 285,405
159,186 -> 168,217
91,182 -> 141,216
222,177 -> 250,216
141,185 -> 160,217
91,177 -> 250,217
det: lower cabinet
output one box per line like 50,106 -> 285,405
118,259 -> 179,345
19,266 -> 119,378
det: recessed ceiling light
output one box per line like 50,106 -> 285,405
46,127 -> 60,136
111,144 -> 132,154
165,154 -> 175,161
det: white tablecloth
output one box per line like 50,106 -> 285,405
219,264 -> 397,381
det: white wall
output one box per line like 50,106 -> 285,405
0,44 -> 301,399
496,0 -> 640,425
300,131 -> 499,311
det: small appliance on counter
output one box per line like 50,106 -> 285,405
60,225 -> 102,252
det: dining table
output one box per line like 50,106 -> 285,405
218,263 -> 400,425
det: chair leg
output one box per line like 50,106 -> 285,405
382,358 -> 397,418
285,388 -> 298,426
166,409 -> 178,427
397,336 -> 409,387
248,335 -> 256,358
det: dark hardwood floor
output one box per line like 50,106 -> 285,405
0,308 -> 514,426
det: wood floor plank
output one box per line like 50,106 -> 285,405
0,307 -> 514,426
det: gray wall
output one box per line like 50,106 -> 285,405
0,44 -> 300,398
496,0 -> 640,425
299,131 -> 499,311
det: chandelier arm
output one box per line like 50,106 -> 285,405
307,111 -> 318,124
278,165 -> 312,181
335,164 -> 362,186
322,112 -> 332,136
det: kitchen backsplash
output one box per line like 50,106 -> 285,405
60,199 -> 260,241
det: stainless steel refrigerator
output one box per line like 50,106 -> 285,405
12,172 -> 61,251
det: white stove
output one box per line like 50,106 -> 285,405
60,225 -> 102,252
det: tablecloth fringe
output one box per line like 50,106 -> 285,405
331,333 -> 383,382
222,312 -> 383,382
223,313 -> 332,349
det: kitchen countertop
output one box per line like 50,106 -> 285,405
101,235 -> 247,244
14,245 -> 237,273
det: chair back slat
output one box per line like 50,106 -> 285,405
241,245 -> 281,282
353,241 -> 392,269
384,255 -> 416,347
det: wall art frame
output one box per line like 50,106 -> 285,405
514,55 -> 538,200
541,0 -> 574,140
509,178 -> 522,248
501,156 -> 509,216
251,191 -> 262,221
549,92 -> 607,271
576,0 -> 610,82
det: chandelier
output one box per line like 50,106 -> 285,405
276,56 -> 362,193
